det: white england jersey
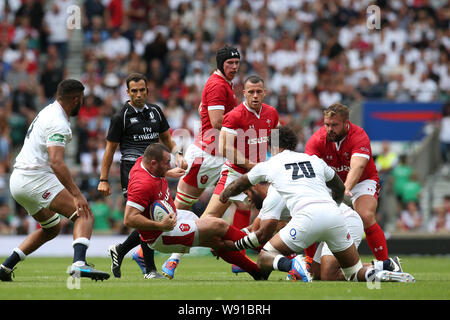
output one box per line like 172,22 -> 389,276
258,185 -> 291,222
14,100 -> 72,173
247,150 -> 336,213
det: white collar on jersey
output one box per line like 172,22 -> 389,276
128,102 -> 149,113
243,101 -> 262,119
140,160 -> 160,179
334,123 -> 350,151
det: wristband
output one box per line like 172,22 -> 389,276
99,179 -> 108,182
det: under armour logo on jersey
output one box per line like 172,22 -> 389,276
266,119 -> 271,126
248,124 -> 255,129
374,246 -> 383,252
326,155 -> 333,160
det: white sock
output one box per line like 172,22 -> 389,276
373,260 -> 384,270
272,254 -> 284,271
169,253 -> 183,261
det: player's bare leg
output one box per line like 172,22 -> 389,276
51,189 -> 109,280
174,179 -> 204,210
200,194 -> 231,218
16,209 -> 61,255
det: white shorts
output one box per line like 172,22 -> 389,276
181,144 -> 226,189
350,179 -> 379,204
279,202 -> 353,254
313,206 -> 364,263
9,169 -> 65,216
213,164 -> 248,202
148,210 -> 199,254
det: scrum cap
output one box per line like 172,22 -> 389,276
216,45 -> 240,76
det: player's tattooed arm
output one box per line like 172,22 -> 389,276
220,175 -> 253,204
326,173 -> 345,205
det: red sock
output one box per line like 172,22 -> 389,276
232,209 -> 251,230
304,243 -> 316,259
223,225 -> 247,241
365,223 -> 388,260
217,249 -> 260,274
221,225 -> 260,273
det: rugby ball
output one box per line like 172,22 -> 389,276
150,200 -> 175,222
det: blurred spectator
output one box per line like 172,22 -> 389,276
400,173 -> 422,205
43,2 -> 71,63
375,141 -> 398,185
439,103 -> 450,175
392,154 -> 414,201
90,192 -> 113,232
427,196 -> 450,232
0,202 -> 14,234
396,201 -> 423,232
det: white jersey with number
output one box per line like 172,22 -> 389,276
247,150 -> 336,214
14,100 -> 72,173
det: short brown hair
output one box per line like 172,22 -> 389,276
126,73 -> 148,89
143,143 -> 170,164
323,103 -> 349,121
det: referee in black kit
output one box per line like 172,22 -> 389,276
98,73 -> 187,279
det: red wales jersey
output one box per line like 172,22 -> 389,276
221,102 -> 279,174
194,71 -> 238,155
305,121 -> 379,184
126,157 -> 176,243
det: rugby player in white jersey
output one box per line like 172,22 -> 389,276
220,125 -> 414,283
233,183 -> 404,281
0,79 -> 109,281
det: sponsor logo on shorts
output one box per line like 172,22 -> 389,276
42,191 -> 51,200
289,228 -> 297,240
200,175 -> 209,185
179,223 -> 190,232
346,232 -> 351,241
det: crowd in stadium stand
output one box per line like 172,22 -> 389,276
0,0 -> 449,235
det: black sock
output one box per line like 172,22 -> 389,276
277,257 -> 293,272
73,244 -> 88,263
117,230 -> 141,256
139,241 -> 156,273
3,252 -> 21,269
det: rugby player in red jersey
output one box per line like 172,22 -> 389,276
305,103 -> 388,261
161,46 -> 241,277
124,143 -> 267,280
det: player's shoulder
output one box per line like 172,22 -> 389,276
40,102 -> 70,131
262,103 -> 278,114
348,121 -> 370,141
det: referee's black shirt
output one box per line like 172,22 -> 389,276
106,101 -> 170,162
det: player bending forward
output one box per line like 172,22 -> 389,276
123,143 -> 268,280
232,182 -> 405,281
220,126 -> 414,283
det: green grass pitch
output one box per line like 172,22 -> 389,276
1,254 -> 449,301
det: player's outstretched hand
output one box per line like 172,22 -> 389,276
166,167 -> 186,178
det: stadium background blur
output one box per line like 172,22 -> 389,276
0,0 -> 449,239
